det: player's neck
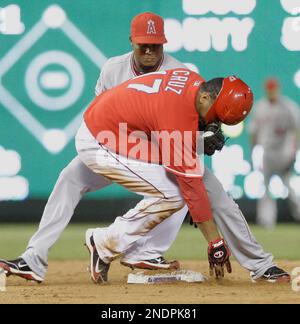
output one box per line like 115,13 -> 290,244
133,55 -> 162,75
268,97 -> 279,104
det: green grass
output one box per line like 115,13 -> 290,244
165,223 -> 300,261
0,223 -> 299,261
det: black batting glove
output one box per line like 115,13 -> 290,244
208,237 -> 232,279
203,123 -> 227,156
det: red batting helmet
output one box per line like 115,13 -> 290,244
205,76 -> 253,125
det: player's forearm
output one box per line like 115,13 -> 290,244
175,175 -> 213,222
196,219 -> 220,243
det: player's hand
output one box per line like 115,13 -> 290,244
203,123 -> 226,156
208,238 -> 232,279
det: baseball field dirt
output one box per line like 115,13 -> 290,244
0,260 -> 299,304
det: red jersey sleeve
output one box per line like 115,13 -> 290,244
157,129 -> 212,223
176,175 -> 213,223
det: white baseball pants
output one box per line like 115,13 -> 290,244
75,122 -> 185,263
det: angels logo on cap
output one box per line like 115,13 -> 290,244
147,20 -> 156,34
131,12 -> 167,44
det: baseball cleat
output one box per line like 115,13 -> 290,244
85,229 -> 110,284
250,266 -> 291,283
0,258 -> 43,283
120,256 -> 180,270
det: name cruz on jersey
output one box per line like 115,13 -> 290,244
85,69 -> 204,177
84,68 -> 213,223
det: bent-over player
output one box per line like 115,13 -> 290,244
76,68 -> 290,283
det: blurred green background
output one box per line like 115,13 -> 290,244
0,223 -> 299,260
0,0 -> 300,205
0,0 -> 300,266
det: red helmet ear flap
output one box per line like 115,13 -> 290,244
205,76 -> 253,125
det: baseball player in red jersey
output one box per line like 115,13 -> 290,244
77,68 -> 269,283
0,13 -> 290,285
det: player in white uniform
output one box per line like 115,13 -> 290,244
0,13 -> 289,284
250,78 -> 300,228
95,51 -> 184,95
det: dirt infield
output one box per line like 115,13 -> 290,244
0,260 -> 299,304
